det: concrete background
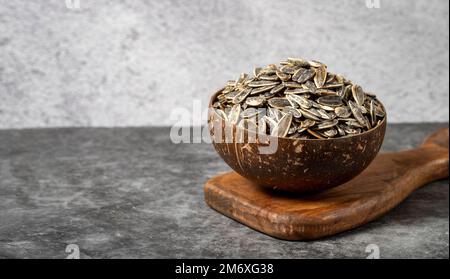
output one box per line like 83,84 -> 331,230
0,0 -> 448,128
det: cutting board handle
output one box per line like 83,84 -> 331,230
422,127 -> 449,150
406,127 -> 449,185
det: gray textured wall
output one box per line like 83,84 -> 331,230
0,0 -> 448,128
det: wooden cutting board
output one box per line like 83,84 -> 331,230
204,128 -> 449,240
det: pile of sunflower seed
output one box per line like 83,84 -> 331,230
212,58 -> 385,139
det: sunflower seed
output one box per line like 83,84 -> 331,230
253,67 -> 262,77
344,126 -> 358,135
287,94 -> 312,109
348,100 -> 367,126
233,88 -> 252,104
370,99 -> 377,126
212,101 -> 221,108
327,111 -> 337,119
248,80 -> 279,88
283,81 -> 303,88
306,107 -> 322,117
375,102 -> 385,117
263,91 -> 276,99
288,123 -> 298,135
317,95 -> 343,107
268,97 -> 291,109
257,117 -> 267,134
297,127 -> 307,133
269,83 -> 285,94
335,106 -> 352,118
295,68 -> 316,83
314,66 -> 327,88
287,57 -> 310,67
335,74 -> 344,84
215,108 -> 228,122
280,65 -> 299,74
303,81 -> 317,93
259,75 -> 279,81
299,108 -> 321,121
317,109 -> 333,120
316,89 -> 338,96
260,68 -> 277,76
286,97 -> 299,108
352,85 -> 365,106
267,107 -> 284,122
241,108 -> 260,118
283,107 -> 302,118
346,119 -> 364,128
251,85 -> 277,95
276,70 -> 291,81
222,86 -> 233,94
318,104 -> 336,111
339,85 -> 352,99
243,77 -> 255,85
271,113 -> 292,137
301,119 -> 316,128
364,116 -> 372,130
227,80 -> 237,87
336,125 -> 346,136
284,88 -> 310,94
323,83 -> 344,89
323,128 -> 338,138
228,104 -> 241,124
224,90 -> 240,100
317,119 -> 338,129
237,73 -> 248,84
308,60 -> 325,68
246,96 -> 266,106
359,104 -> 368,114
263,115 -> 278,129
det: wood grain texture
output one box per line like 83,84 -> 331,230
204,128 -> 449,240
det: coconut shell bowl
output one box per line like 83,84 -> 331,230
207,89 -> 387,194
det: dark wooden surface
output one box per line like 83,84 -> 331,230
205,128 -> 449,240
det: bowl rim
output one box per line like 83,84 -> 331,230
209,87 -> 387,142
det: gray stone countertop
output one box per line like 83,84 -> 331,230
0,123 -> 448,259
